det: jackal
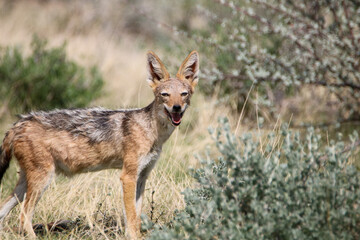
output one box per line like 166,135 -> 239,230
0,50 -> 199,239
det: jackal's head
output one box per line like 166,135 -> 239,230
146,51 -> 199,126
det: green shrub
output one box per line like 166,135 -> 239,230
148,118 -> 360,239
0,36 -> 103,116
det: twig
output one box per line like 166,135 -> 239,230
150,190 -> 155,221
310,80 -> 360,91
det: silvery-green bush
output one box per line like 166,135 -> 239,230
166,0 -> 360,120
149,119 -> 360,239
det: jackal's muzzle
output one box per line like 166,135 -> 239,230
164,106 -> 184,126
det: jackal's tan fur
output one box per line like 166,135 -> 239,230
0,51 -> 199,239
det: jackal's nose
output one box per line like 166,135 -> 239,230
172,105 -> 181,112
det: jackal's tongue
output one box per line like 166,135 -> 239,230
171,113 -> 182,124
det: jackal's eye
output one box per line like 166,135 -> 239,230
181,92 -> 188,97
161,92 -> 170,97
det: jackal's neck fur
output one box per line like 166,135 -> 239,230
146,101 -> 176,143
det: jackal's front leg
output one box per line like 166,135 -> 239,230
120,168 -> 139,239
135,167 -> 152,226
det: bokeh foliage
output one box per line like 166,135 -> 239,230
162,0 -> 360,121
149,118 -> 360,239
0,36 -> 103,116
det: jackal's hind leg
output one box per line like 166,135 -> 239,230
0,170 -> 27,228
20,167 -> 54,238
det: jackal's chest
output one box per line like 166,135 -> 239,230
137,147 -> 162,175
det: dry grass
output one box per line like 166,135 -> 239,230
0,0 -> 239,239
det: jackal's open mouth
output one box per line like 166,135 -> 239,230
164,108 -> 184,126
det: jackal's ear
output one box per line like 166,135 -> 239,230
146,51 -> 170,89
176,51 -> 199,90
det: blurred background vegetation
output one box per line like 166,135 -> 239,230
1,0 -> 359,127
0,0 -> 359,239
0,35 -> 103,116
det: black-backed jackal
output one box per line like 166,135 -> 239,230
0,51 -> 199,239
